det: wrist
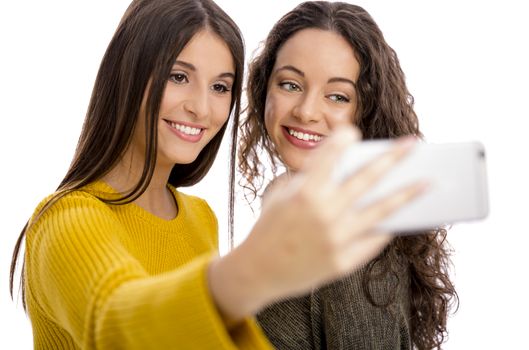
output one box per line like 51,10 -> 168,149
207,244 -> 269,324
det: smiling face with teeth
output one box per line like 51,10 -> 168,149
132,29 -> 235,169
264,28 -> 361,172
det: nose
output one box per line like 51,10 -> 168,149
183,84 -> 209,120
292,91 -> 323,123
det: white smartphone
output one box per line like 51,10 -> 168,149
333,140 -> 490,233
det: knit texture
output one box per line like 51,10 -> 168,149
24,181 -> 273,350
257,263 -> 411,350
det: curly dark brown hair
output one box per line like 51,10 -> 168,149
238,2 -> 458,349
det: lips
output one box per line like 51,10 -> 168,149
167,121 -> 202,135
286,127 -> 323,142
165,120 -> 205,143
282,126 -> 325,149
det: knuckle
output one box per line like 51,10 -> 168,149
354,166 -> 382,188
347,178 -> 370,196
319,240 -> 335,257
318,207 -> 336,225
369,205 -> 393,223
295,186 -> 316,205
360,204 -> 389,226
320,233 -> 340,255
376,201 -> 394,218
329,253 -> 349,275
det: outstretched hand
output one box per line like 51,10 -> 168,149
208,126 -> 425,324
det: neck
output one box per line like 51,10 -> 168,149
103,149 -> 177,220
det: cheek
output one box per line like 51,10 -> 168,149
327,106 -> 357,129
263,94 -> 277,135
159,84 -> 179,114
264,92 -> 289,135
211,99 -> 232,129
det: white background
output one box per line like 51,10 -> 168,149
1,1 -> 528,348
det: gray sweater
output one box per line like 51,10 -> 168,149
257,264 -> 411,350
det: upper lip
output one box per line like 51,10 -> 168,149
283,125 -> 325,137
164,119 -> 206,129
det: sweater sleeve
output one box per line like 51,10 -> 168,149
25,194 -> 273,350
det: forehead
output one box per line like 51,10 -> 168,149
274,28 -> 360,81
177,29 -> 235,72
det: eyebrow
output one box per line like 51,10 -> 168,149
328,77 -> 356,88
275,65 -> 304,77
174,60 -> 235,80
274,64 -> 356,87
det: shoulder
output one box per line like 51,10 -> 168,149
33,187 -> 108,217
171,187 -> 217,225
27,186 -> 118,243
176,190 -> 211,210
170,188 -> 219,248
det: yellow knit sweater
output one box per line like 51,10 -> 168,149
24,181 -> 273,350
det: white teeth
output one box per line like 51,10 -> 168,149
288,128 -> 322,142
169,121 -> 201,136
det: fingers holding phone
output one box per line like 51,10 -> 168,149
240,129 -> 427,302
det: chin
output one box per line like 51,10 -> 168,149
174,156 -> 199,165
161,153 -> 200,166
281,155 -> 304,173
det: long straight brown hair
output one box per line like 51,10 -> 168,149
239,2 -> 458,349
10,0 -> 244,308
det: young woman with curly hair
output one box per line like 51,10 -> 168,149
239,2 -> 458,349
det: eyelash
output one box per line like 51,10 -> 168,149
279,81 -> 350,103
169,72 -> 231,94
169,72 -> 188,84
328,94 -> 350,103
211,83 -> 231,94
279,81 -> 301,92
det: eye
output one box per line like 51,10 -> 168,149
279,81 -> 302,92
169,72 -> 188,84
328,94 -> 350,103
211,83 -> 231,94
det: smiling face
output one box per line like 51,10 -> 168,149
133,29 -> 235,168
264,28 -> 361,171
